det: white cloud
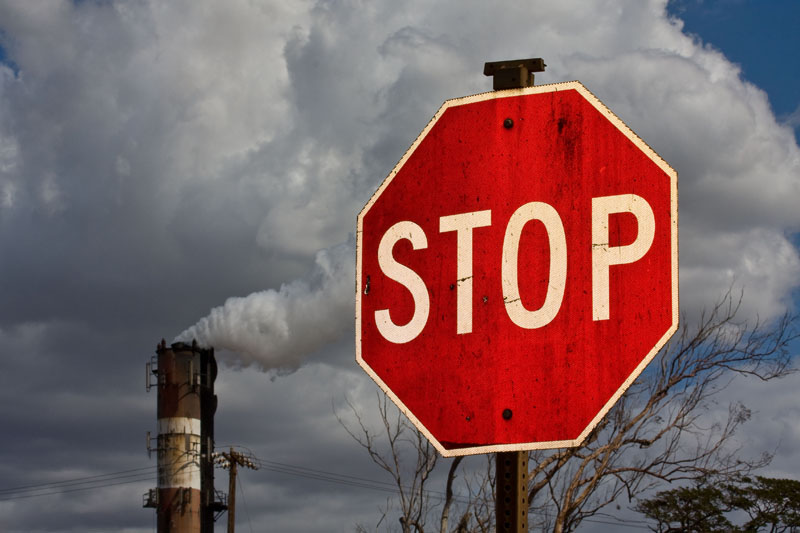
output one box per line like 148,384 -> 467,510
785,102 -> 800,129
171,0 -> 799,367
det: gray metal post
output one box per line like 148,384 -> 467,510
496,451 -> 529,532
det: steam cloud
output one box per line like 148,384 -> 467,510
176,238 -> 355,372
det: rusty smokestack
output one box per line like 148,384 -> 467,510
145,340 -> 221,532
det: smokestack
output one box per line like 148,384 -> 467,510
144,340 -> 221,532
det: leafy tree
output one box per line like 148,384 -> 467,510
634,482 -> 735,532
636,476 -> 800,532
730,476 -> 800,532
343,292 -> 798,532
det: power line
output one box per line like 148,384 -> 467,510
253,457 -> 474,505
238,474 -> 254,533
0,457 -> 653,530
0,466 -> 155,495
0,454 -> 198,502
248,456 -> 650,530
0,472 -> 157,502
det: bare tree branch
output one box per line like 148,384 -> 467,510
532,291 -> 798,532
347,291 -> 798,532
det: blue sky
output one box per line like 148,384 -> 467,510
669,0 -> 800,137
0,1 -> 798,532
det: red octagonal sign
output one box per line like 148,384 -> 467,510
356,81 -> 678,456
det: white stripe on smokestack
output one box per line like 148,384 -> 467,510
158,417 -> 201,435
157,417 -> 202,490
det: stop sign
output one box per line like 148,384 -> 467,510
356,81 -> 678,456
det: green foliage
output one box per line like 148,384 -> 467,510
734,476 -> 800,532
636,476 -> 800,532
635,483 -> 734,532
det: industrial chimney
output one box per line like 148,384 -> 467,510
144,340 -> 225,532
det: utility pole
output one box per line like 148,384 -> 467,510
227,450 -> 237,533
216,447 -> 259,533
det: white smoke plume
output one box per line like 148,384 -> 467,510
176,237 -> 355,372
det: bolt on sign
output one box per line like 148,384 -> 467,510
355,81 -> 678,457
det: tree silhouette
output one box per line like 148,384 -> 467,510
636,475 -> 800,532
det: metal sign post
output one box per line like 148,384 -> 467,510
496,450 -> 529,532
484,58 -> 545,533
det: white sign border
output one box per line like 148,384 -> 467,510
355,81 -> 679,457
